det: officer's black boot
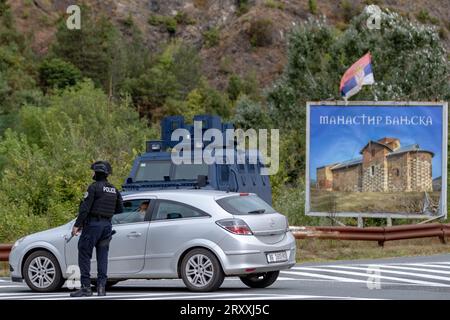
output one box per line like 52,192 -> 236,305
97,285 -> 106,296
70,286 -> 93,298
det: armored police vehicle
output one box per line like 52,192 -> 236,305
122,115 -> 273,204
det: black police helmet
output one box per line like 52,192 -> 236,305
91,161 -> 112,175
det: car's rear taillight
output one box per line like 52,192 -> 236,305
216,218 -> 253,235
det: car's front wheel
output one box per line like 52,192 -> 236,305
180,248 -> 224,292
240,271 -> 279,288
23,250 -> 64,292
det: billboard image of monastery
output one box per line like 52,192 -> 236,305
317,137 -> 433,193
306,103 -> 447,218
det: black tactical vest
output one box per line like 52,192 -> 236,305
90,181 -> 120,218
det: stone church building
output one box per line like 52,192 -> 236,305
316,137 -> 434,192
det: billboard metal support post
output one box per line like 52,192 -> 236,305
357,216 -> 364,228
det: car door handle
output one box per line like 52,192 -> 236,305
127,232 -> 142,238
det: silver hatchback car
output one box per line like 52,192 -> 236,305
9,190 -> 296,292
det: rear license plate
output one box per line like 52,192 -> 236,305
266,251 -> 288,263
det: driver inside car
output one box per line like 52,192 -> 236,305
112,200 -> 149,224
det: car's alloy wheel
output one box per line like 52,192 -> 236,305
240,271 -> 280,288
23,250 -> 64,292
181,249 -> 224,292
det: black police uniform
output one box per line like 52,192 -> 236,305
74,173 -> 123,293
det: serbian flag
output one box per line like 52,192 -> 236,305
339,52 -> 375,100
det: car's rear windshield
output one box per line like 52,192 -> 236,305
216,195 -> 276,215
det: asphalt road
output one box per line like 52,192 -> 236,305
1,254 -> 450,300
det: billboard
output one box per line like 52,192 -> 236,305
306,102 -> 448,219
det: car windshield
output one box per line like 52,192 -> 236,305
134,161 -> 208,182
135,161 -> 171,182
216,195 -> 276,215
173,163 -> 208,180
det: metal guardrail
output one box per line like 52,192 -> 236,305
0,244 -> 12,262
290,223 -> 450,246
0,223 -> 448,261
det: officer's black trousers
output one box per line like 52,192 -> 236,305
78,219 -> 112,288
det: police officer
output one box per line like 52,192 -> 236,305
70,161 -> 123,297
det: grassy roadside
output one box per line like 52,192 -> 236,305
0,262 -> 8,277
1,239 -> 449,278
296,238 -> 450,263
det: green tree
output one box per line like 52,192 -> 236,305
125,41 -> 202,119
0,0 -> 41,133
227,73 -> 260,101
267,7 -> 450,192
268,10 -> 450,131
38,58 -> 82,92
0,81 -> 157,241
233,95 -> 270,129
51,8 -> 122,94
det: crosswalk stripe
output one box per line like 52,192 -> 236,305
220,294 -> 384,300
0,293 -> 72,299
408,263 -> 450,270
123,293 -> 260,300
39,292 -> 206,300
5,292 -> 204,300
326,265 -> 450,282
291,267 -> 450,287
366,264 -> 450,275
281,270 -> 367,283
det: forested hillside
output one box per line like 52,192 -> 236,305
0,0 -> 449,241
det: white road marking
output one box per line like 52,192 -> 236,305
281,270 -> 367,283
220,294 -> 384,300
125,293 -> 263,300
292,267 -> 450,287
0,285 -> 26,289
366,264 -> 450,275
326,265 -> 450,282
2,292 -> 199,300
407,263 -> 450,270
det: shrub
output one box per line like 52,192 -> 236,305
193,0 -> 208,9
236,0 -> 251,16
264,0 -> 284,10
148,14 -> 177,33
38,58 -> 81,91
247,18 -> 273,47
439,27 -> 448,40
175,11 -> 196,25
308,0 -> 318,15
415,9 -> 439,25
340,0 -> 358,23
125,42 -> 201,116
122,13 -> 134,27
203,27 -> 220,48
227,73 -> 259,101
0,81 -> 156,242
233,95 -> 270,129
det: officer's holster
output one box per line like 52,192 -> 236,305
98,230 -> 116,247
